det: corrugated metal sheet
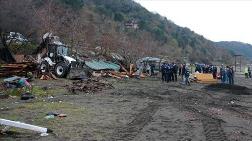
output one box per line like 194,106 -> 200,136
85,60 -> 120,71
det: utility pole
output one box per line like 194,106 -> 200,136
234,54 -> 242,72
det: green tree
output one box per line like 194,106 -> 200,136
60,0 -> 84,9
114,13 -> 124,22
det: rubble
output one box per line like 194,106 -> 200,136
67,78 -> 113,93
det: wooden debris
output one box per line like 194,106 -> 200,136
0,62 -> 37,77
40,73 -> 57,80
129,64 -> 134,75
119,63 -> 129,74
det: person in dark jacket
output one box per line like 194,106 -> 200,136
170,64 -> 174,81
248,67 -> 251,78
173,63 -> 178,81
212,65 -> 217,79
178,64 -> 182,76
227,66 -> 234,85
220,65 -> 226,83
165,63 -> 170,83
161,63 -> 165,82
150,63 -> 155,76
181,64 -> 186,81
185,67 -> 190,86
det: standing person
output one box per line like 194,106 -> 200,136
170,64 -> 174,82
185,67 -> 190,86
202,64 -> 206,73
229,66 -> 234,85
165,63 -> 170,83
178,64 -> 182,76
220,65 -> 226,83
181,64 -> 186,81
244,67 -> 249,78
195,64 -> 201,73
137,62 -> 144,79
212,65 -> 217,79
195,64 -> 198,72
225,66 -> 229,84
146,63 -> 151,76
173,63 -> 178,81
248,67 -> 251,78
150,63 -> 155,76
161,63 -> 165,82
227,66 -> 232,85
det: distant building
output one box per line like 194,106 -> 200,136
125,20 -> 138,29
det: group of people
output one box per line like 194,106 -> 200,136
195,64 -> 218,79
161,63 -> 190,85
219,65 -> 234,85
160,62 -> 236,86
138,60 -> 237,86
195,64 -> 234,85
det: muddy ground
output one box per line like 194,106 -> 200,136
0,73 -> 252,141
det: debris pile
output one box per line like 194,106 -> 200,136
67,78 -> 113,93
0,62 -> 37,77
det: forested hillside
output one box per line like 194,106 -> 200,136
215,41 -> 252,61
0,0 -> 232,63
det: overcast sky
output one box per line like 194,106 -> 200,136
135,0 -> 252,44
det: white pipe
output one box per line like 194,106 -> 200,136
0,119 -> 50,133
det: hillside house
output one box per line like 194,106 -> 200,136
125,20 -> 139,29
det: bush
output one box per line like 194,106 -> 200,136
8,42 -> 37,55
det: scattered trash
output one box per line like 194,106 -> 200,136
47,96 -> 54,99
45,112 -> 67,119
58,114 -> 67,118
40,133 -> 49,137
0,107 -> 9,111
20,92 -> 34,100
45,115 -> 55,119
0,93 -> 9,99
47,112 -> 59,116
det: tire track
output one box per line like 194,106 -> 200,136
184,106 -> 228,141
111,103 -> 160,141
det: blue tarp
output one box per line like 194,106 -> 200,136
85,60 -> 120,71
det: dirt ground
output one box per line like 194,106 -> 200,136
0,73 -> 252,141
